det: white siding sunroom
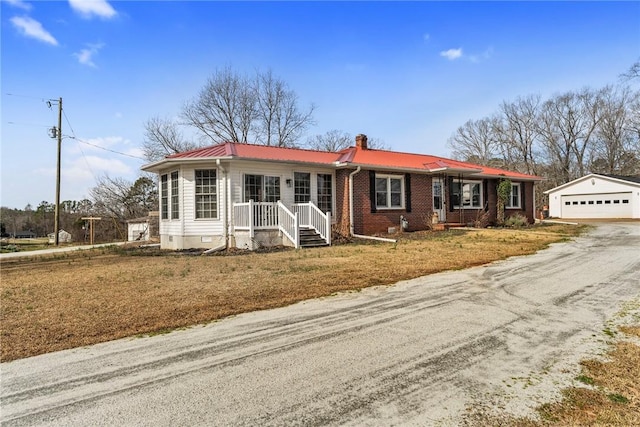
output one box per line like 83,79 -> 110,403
154,160 -> 335,250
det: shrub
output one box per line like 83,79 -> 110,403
504,214 -> 528,228
473,210 -> 491,228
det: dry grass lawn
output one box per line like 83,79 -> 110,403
494,325 -> 640,427
1,225 -> 582,362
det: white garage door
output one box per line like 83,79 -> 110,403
561,192 -> 633,218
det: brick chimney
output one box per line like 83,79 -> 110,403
355,134 -> 368,150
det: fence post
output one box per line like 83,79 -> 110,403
294,212 -> 299,249
248,199 -> 254,239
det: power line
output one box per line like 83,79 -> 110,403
69,137 -> 146,160
5,92 -> 50,101
6,121 -> 51,128
62,109 -> 146,160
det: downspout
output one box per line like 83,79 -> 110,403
216,159 -> 228,248
349,165 -> 397,243
348,166 -> 361,237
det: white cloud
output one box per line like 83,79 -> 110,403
440,48 -> 463,61
68,0 -> 117,19
70,155 -> 132,176
73,43 -> 104,67
10,16 -> 58,45
124,147 -> 145,158
423,33 -> 430,42
469,47 -> 494,63
4,0 -> 32,11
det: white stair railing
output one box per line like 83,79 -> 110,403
277,201 -> 299,248
293,201 -> 331,245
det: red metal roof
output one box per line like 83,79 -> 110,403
153,142 -> 541,180
166,142 -> 340,165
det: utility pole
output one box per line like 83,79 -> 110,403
48,97 -> 63,246
54,97 -> 62,246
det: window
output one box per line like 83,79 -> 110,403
317,174 -> 332,213
505,183 -> 521,209
623,199 -> 630,204
565,201 -> 570,206
264,176 -> 280,202
170,171 -> 179,219
244,175 -> 280,203
160,174 -> 168,219
244,174 -> 263,202
588,201 -> 594,205
597,200 -> 603,204
195,169 -> 217,219
451,180 -> 482,209
375,174 -> 404,209
294,172 -> 311,203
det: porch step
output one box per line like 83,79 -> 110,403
299,228 -> 329,248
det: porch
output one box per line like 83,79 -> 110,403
232,201 -> 332,249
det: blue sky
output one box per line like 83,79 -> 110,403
2,1 -> 639,209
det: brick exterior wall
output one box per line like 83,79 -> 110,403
335,169 -> 535,236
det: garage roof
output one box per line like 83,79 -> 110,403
544,173 -> 640,194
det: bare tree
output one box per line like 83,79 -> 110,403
306,130 -> 389,152
306,129 -> 353,151
494,95 -> 541,175
180,67 -> 315,148
255,70 -> 316,147
590,86 -> 640,174
182,67 -> 256,144
621,59 -> 640,81
142,116 -> 200,162
537,91 -> 599,183
447,117 -> 499,165
90,175 -> 157,221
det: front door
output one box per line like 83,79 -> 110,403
433,178 -> 445,223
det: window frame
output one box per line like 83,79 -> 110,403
294,172 -> 311,204
316,173 -> 333,213
505,183 -> 522,209
170,171 -> 179,220
375,174 -> 404,209
195,169 -> 218,219
243,174 -> 281,203
451,180 -> 483,209
160,174 -> 168,220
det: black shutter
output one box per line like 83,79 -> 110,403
405,174 -> 412,212
520,182 -> 525,211
369,171 -> 377,213
448,176 -> 455,212
483,180 -> 489,211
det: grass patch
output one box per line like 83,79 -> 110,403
466,316 -> 640,426
0,224 -> 583,362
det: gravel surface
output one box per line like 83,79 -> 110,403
2,222 -> 639,426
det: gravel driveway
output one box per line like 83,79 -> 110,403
2,222 -> 639,426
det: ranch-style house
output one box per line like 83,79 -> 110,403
141,134 -> 541,250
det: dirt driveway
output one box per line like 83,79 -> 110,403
2,223 -> 639,426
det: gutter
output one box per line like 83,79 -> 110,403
348,166 -> 361,237
216,159 -> 228,248
348,165 -> 397,243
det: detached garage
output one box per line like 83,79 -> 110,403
545,174 -> 640,219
